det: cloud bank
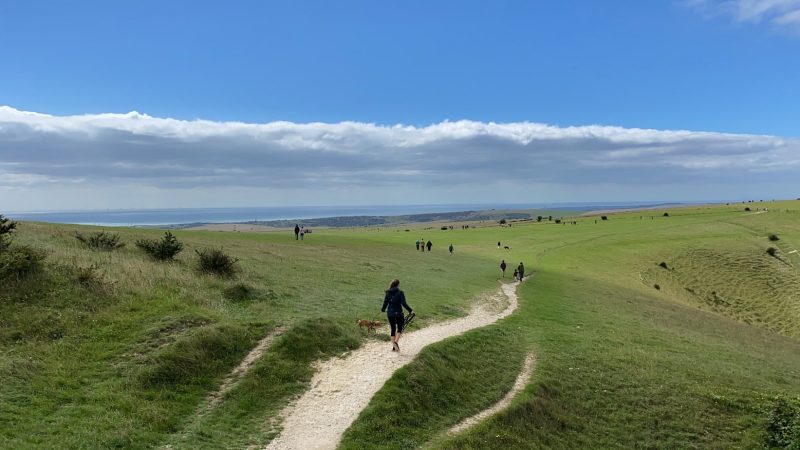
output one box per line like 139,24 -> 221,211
687,0 -> 800,31
0,106 -> 797,210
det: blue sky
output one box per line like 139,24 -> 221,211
0,1 -> 798,210
2,0 -> 798,134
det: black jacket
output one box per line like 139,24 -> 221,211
382,287 -> 413,316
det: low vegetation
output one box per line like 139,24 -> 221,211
75,230 -> 125,250
196,247 -> 239,277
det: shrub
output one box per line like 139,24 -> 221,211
658,262 -> 668,269
75,231 -> 125,250
136,231 -> 183,261
663,212 -> 669,217
765,397 -> 800,449
654,284 -> 661,290
0,214 -> 17,251
440,226 -> 448,230
224,283 -> 255,301
498,219 -> 506,225
0,244 -> 45,280
601,216 -> 608,221
769,234 -> 780,242
555,219 -> 562,224
196,248 -> 239,277
536,216 -> 543,222
767,247 -> 778,257
745,207 -> 751,211
72,263 -> 107,290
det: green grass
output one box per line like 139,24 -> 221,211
1,200 -> 800,448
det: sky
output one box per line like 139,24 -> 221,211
0,0 -> 798,211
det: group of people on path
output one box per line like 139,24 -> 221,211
293,224 -> 311,240
415,239 -> 455,254
415,239 -> 433,252
500,259 -> 525,281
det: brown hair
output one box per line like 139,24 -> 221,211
386,278 -> 400,292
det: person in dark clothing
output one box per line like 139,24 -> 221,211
381,279 -> 413,352
449,243 -> 454,254
415,239 -> 420,251
426,240 -> 432,252
517,262 -> 525,281
500,260 -> 507,277
294,224 -> 300,240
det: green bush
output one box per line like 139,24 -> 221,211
75,231 -> 125,250
767,247 -> 778,257
196,248 -> 239,277
765,397 -> 800,449
769,234 -> 780,242
135,231 -> 183,261
663,212 -> 670,217
0,244 -> 45,280
0,214 -> 17,251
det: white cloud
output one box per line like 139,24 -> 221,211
0,105 -> 798,210
686,0 -> 800,31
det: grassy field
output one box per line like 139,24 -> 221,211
1,200 -> 799,448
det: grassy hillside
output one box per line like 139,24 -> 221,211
2,200 -> 799,449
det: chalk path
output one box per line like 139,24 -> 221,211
264,279 -> 525,450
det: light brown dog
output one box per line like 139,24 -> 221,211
357,319 -> 382,333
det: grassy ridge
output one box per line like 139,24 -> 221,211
0,222 -> 500,448
343,201 -> 800,448
1,201 -> 799,448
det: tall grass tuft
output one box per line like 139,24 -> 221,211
223,282 -> 255,301
196,248 -> 239,277
138,324 -> 257,388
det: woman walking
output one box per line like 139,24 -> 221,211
381,279 -> 414,352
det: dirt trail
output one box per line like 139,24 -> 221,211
265,279 -> 525,450
448,352 -> 535,435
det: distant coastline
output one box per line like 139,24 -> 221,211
6,201 -> 710,228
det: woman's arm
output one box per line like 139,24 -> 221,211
381,292 -> 389,312
400,291 -> 412,313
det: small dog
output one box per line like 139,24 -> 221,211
503,246 -> 511,250
357,319 -> 382,333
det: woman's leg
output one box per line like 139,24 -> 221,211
389,315 -> 399,350
395,315 -> 405,344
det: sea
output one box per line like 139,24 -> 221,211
5,202 -> 689,227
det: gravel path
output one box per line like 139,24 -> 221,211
265,279 -> 525,450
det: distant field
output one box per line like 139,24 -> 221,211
1,200 -> 799,449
